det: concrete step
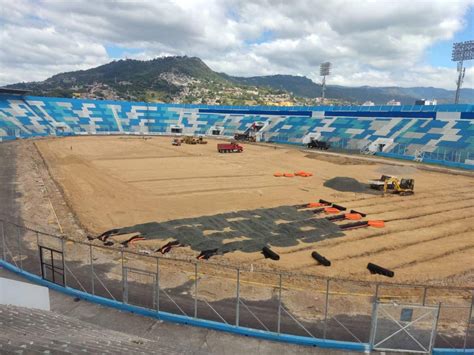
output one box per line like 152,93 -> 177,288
0,304 -> 178,354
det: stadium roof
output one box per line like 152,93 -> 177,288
0,88 -> 31,95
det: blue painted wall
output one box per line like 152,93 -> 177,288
0,95 -> 473,167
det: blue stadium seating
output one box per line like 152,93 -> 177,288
0,94 -> 472,169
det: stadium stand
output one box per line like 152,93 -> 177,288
0,304 -> 177,354
0,94 -> 472,168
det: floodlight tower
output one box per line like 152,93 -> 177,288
320,62 -> 331,103
451,40 -> 474,104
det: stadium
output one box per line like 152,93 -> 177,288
0,89 -> 473,353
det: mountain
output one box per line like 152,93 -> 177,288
6,56 -> 306,105
226,74 -> 321,97
228,74 -> 474,104
7,56 -> 227,102
5,56 -> 473,105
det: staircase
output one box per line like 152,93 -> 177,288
360,143 -> 375,155
0,304 -> 179,354
413,149 -> 425,162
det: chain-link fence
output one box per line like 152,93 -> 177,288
1,218 -> 473,351
371,302 -> 440,353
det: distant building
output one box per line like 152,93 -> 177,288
362,101 -> 375,106
277,101 -> 294,106
387,99 -> 401,106
415,99 -> 437,105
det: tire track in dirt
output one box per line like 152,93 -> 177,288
331,200 -> 474,242
287,217 -> 474,270
319,185 -> 474,208
349,197 -> 474,224
392,239 -> 474,269
333,187 -> 474,212
326,227 -> 474,266
275,206 -> 474,258
355,193 -> 474,216
126,173 -> 269,183
392,250 -> 474,282
314,235 -> 474,284
381,199 -> 474,222
152,183 -> 293,197
353,204 -> 474,237
357,187 -> 474,206
331,222 -> 474,263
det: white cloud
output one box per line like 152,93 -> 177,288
0,0 -> 472,88
0,24 -> 109,84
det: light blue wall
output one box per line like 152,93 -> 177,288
0,95 -> 472,167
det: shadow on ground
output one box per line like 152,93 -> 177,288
104,206 -> 344,253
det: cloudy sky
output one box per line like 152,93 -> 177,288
1,0 -> 473,88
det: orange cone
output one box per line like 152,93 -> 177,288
295,171 -> 313,177
324,207 -> 340,214
307,202 -> 324,208
345,213 -> 362,220
368,220 -> 385,228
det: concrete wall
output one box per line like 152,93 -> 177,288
0,276 -> 50,310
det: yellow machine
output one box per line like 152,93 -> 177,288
180,136 -> 207,144
182,136 -> 197,144
369,175 -> 415,196
196,136 -> 208,144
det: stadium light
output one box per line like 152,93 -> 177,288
452,40 -> 474,61
320,62 -> 331,103
320,62 -> 331,76
451,40 -> 474,104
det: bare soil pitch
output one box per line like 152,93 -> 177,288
34,136 -> 474,286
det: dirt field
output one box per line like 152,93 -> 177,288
34,136 -> 474,286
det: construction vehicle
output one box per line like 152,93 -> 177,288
369,175 -> 392,189
182,136 -> 197,144
369,175 -> 414,195
307,138 -> 330,150
234,122 -> 264,142
172,138 -> 181,146
234,133 -> 256,142
196,136 -> 208,144
217,142 -> 243,153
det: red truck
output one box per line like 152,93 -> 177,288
217,142 -> 243,153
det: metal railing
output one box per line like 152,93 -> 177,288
388,144 -> 472,165
0,217 -> 473,351
264,134 -> 472,167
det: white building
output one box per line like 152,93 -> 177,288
387,99 -> 401,105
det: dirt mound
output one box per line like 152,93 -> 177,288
323,176 -> 373,193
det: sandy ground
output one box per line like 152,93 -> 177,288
0,136 -> 469,343
32,136 -> 474,288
